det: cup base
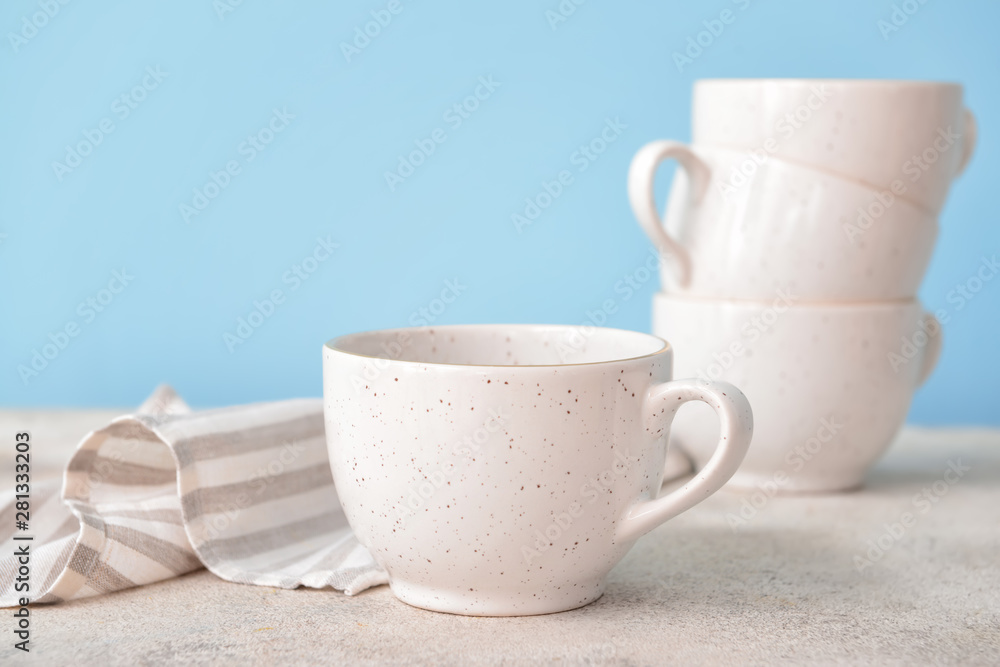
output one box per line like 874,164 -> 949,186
389,579 -> 606,617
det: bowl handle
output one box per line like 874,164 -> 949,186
955,108 -> 977,178
916,312 -> 943,388
616,379 -> 752,544
627,141 -> 711,287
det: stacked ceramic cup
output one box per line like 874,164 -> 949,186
629,79 -> 976,492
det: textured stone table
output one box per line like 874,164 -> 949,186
3,409 -> 999,666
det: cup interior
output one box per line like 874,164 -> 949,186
326,324 -> 667,367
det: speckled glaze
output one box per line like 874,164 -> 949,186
323,324 -> 753,616
653,294 -> 941,493
628,144 -> 939,301
693,79 -> 976,214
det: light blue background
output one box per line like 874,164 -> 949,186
2,0 -> 998,424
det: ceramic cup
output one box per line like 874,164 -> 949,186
653,294 -> 941,493
323,324 -> 753,616
692,79 -> 976,214
628,144 -> 939,301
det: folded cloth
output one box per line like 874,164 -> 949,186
0,386 -> 387,606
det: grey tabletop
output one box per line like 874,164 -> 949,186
2,409 -> 999,666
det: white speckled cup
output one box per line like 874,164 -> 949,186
653,294 -> 942,493
692,79 -> 976,214
323,324 -> 753,616
628,144 -> 939,301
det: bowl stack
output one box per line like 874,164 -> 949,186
629,79 -> 976,493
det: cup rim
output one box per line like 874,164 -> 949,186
694,78 -> 963,90
654,292 -> 921,310
324,324 -> 670,368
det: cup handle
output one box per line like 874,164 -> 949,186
916,313 -> 943,388
955,108 -> 977,177
627,141 -> 711,287
616,379 -> 753,544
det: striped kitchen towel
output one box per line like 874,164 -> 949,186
0,386 -> 387,606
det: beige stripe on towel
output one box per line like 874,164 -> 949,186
0,386 -> 387,607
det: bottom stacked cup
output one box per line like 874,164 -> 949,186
653,293 -> 942,493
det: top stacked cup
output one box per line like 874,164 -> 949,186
693,79 -> 975,214
628,79 -> 976,301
